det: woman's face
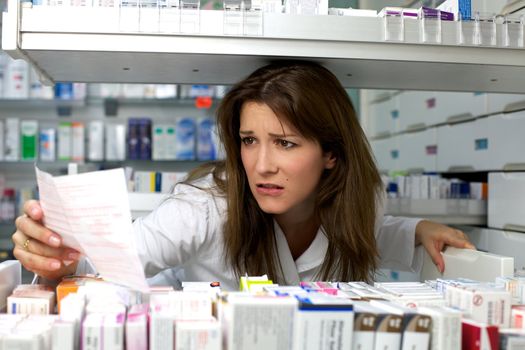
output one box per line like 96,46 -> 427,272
239,101 -> 335,218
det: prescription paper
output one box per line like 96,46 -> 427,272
36,166 -> 148,292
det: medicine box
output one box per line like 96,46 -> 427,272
397,128 -> 437,172
367,95 -> 399,138
421,247 -> 514,282
436,117 -> 489,172
488,172 -> 525,232
483,111 -> 525,170
370,135 -> 399,173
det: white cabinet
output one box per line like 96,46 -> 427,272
397,128 -> 437,172
434,92 -> 487,123
370,136 -> 399,173
368,96 -> 399,138
487,93 -> 525,114
398,91 -> 439,131
435,111 -> 525,172
365,90 -> 397,104
436,118 -> 489,172
398,91 -> 488,131
488,172 -> 525,231
483,111 -> 525,170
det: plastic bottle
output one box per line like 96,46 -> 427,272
0,188 -> 15,222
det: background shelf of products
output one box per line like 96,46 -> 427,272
2,0 -> 525,283
365,90 -> 525,173
363,85 -> 525,283
2,4 -> 525,347
3,0 -> 525,92
0,54 -> 226,253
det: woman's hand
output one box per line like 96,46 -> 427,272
415,220 -> 475,274
12,200 -> 80,281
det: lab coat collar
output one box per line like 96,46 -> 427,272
273,221 -> 328,283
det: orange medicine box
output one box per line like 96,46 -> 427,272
56,275 -> 103,313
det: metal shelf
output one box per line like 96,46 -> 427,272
0,98 -> 85,108
0,97 -> 218,108
3,1 -> 525,92
0,160 -> 206,177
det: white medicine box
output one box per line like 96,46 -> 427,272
367,95 -> 399,138
370,136 -> 399,173
436,117 -> 489,172
398,91 -> 440,131
489,172 -> 525,232
397,128 -> 437,172
483,111 -> 525,170
467,227 -> 525,271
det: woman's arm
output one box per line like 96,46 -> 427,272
375,215 -> 475,273
414,220 -> 475,273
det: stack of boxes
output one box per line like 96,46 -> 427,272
2,257 -> 525,349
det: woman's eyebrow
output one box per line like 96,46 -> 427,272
269,132 -> 297,138
239,130 -> 298,137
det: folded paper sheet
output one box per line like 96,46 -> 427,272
36,166 -> 149,292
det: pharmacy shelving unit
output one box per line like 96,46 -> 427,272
2,3 -> 525,237
3,1 -> 525,93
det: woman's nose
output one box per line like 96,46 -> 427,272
255,146 -> 278,174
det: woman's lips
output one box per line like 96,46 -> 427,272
256,183 -> 284,196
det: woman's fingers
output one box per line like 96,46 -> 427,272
15,213 -> 62,248
425,241 -> 445,273
13,246 -> 78,281
23,199 -> 44,221
12,200 -> 81,281
13,245 -> 63,272
444,229 -> 476,250
12,231 -> 79,262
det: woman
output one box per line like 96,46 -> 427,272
12,61 -> 474,290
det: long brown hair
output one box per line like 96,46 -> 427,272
191,61 -> 382,283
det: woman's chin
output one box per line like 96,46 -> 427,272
256,202 -> 287,215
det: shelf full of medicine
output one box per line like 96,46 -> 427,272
382,173 -> 487,225
3,0 -> 525,92
0,116 -> 224,163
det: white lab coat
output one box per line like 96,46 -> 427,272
78,174 -> 423,290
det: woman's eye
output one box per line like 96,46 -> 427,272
278,139 -> 295,149
241,137 -> 255,145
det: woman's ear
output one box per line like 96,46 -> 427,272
324,152 -> 337,169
